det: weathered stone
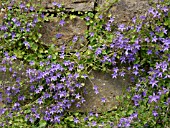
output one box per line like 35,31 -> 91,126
98,0 -> 159,24
30,0 -> 95,11
39,16 -> 88,50
69,70 -> 131,113
0,0 -> 160,114
0,8 -> 5,25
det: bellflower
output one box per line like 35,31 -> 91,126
59,20 -> 65,26
149,93 -> 160,103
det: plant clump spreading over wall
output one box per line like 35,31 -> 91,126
0,0 -> 170,127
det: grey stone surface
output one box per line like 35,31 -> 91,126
69,70 -> 131,112
29,0 -> 95,11
98,0 -> 159,24
39,16 -> 88,50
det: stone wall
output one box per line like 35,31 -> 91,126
0,0 -> 158,112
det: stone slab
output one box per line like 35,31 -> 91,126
13,0 -> 95,11
39,16 -> 88,50
69,70 -> 131,113
98,0 -> 159,24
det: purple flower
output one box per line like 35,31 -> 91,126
84,117 -> 89,121
24,7 -> 29,12
132,94 -> 141,102
75,93 -> 81,99
118,118 -> 130,127
38,98 -> 43,104
41,13 -> 45,18
75,83 -> 81,88
52,2 -> 57,6
161,6 -> 168,12
149,93 -> 160,103
109,17 -> 114,23
145,37 -> 150,43
35,89 -> 40,94
29,61 -> 35,66
113,67 -> 119,73
20,3 -> 25,9
39,61 -> 44,66
95,48 -> 102,55
52,2 -> 62,8
16,21 -> 21,27
93,85 -> 98,90
152,36 -> 157,42
132,17 -> 136,23
33,18 -> 38,23
105,26 -> 111,31
99,15 -> 103,19
7,6 -> 12,10
59,20 -> 65,26
23,41 -> 30,48
72,35 -> 78,42
118,24 -> 125,31
0,67 -> 6,72
119,71 -> 125,76
112,73 -> 117,78
81,98 -> 86,103
85,16 -> 90,21
56,33 -> 63,39
12,18 -> 17,23
20,27 -> 24,32
136,24 -> 142,32
133,70 -> 139,76
140,15 -> 146,20
43,93 -> 50,99
76,103 -> 81,108
101,97 -> 106,103
152,110 -> 158,117
0,25 -> 7,31
78,64 -> 84,70
147,50 -> 152,55
59,53 -> 65,59
131,113 -> 138,119
74,118 -> 79,124
54,116 -> 60,123
18,95 -> 25,101
58,91 -> 66,98
30,6 -> 34,11
92,121 -> 97,126
11,32 -> 16,39
14,102 -> 20,107
39,86 -> 43,91
149,79 -> 158,88
26,27 -> 30,32
35,113 -> 40,119
93,85 -> 99,94
89,112 -> 94,116
89,32 -> 94,37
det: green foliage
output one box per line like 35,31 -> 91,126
0,0 -> 169,127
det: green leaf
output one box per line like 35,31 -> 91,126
39,120 -> 47,128
127,110 -> 133,115
70,15 -> 76,20
65,116 -> 74,122
164,19 -> 170,27
31,43 -> 38,51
